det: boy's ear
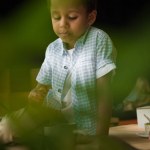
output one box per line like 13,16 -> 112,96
88,10 -> 97,26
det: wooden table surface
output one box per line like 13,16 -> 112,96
109,124 -> 150,150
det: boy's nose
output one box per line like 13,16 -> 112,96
59,17 -> 68,28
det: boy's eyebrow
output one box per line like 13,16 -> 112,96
50,10 -> 59,13
68,9 -> 81,13
51,8 -> 81,14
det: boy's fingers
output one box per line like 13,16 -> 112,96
0,121 -> 14,143
28,91 -> 45,103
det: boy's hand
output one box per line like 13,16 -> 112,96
28,83 -> 50,103
0,116 -> 15,143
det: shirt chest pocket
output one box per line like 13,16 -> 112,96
77,57 -> 96,72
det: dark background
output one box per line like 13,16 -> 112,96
0,0 -> 150,103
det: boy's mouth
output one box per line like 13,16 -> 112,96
59,32 -> 69,37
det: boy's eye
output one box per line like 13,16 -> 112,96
68,16 -> 78,20
51,13 -> 61,20
52,16 -> 61,20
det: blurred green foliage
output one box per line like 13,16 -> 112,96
0,0 -> 56,68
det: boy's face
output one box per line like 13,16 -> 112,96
50,0 -> 96,49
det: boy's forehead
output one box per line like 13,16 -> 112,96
50,0 -> 84,9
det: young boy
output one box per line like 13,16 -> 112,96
0,0 -> 116,143
29,0 -> 116,135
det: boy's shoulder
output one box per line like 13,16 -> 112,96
84,26 -> 111,46
90,26 -> 110,39
90,26 -> 105,33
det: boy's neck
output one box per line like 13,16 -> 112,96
62,42 -> 74,50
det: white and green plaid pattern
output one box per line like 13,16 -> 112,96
36,26 -> 116,135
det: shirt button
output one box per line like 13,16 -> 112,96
58,89 -> 62,93
64,66 -> 68,69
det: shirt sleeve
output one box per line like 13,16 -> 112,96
36,44 -> 52,85
96,31 -> 117,79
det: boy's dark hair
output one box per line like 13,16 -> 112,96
48,0 -> 97,12
81,0 -> 97,12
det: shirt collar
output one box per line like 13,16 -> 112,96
75,27 -> 90,46
60,27 -> 91,56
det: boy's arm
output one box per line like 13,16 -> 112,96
96,72 -> 113,136
28,83 -> 51,104
0,83 -> 68,143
